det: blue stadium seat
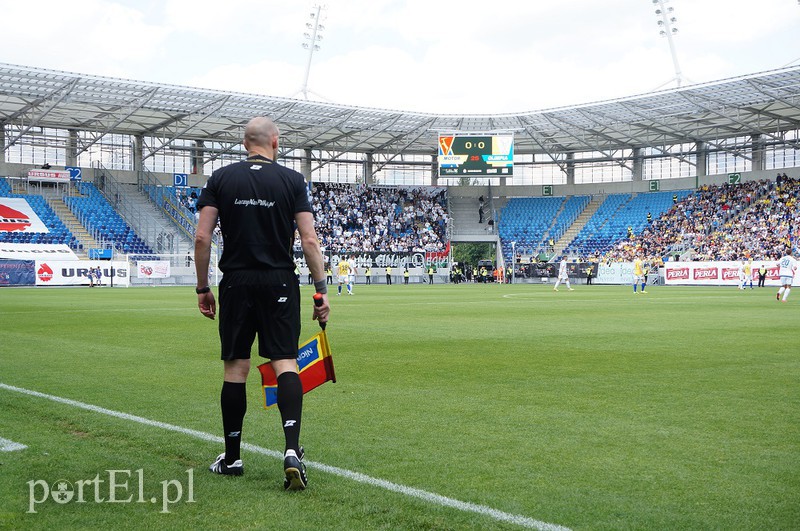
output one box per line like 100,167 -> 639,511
63,182 -> 154,255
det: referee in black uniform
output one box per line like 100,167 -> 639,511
195,116 -> 329,490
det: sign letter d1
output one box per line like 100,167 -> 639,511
174,174 -> 188,187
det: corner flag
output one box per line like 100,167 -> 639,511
258,330 -> 336,409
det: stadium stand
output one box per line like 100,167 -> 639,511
497,192 -> 688,262
498,197 -> 564,258
567,193 -> 631,255
142,184 -> 200,241
309,183 -> 448,253
8,169 -> 796,273
0,177 -> 77,248
63,182 -> 154,257
160,186 -> 203,214
602,178 -> 798,262
549,195 -> 591,243
564,190 -> 693,257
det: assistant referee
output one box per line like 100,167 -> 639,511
194,116 -> 329,490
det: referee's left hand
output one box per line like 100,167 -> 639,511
313,293 -> 330,325
198,291 -> 216,320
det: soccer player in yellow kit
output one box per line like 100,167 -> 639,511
743,260 -> 753,290
633,254 -> 647,294
337,259 -> 352,296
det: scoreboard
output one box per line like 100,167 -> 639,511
438,134 -> 514,177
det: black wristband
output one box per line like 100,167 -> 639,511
195,286 -> 211,294
313,279 -> 328,294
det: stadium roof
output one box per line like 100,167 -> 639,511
1,62 -> 800,159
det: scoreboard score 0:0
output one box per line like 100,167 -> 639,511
438,134 -> 514,176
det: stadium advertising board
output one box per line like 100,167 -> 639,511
595,262 -> 634,284
0,198 -> 50,233
438,134 -> 513,176
664,261 -> 792,286
26,169 -> 71,183
137,261 -> 171,279
34,261 -> 130,286
294,250 -> 449,270
0,260 -> 35,286
0,243 -> 78,261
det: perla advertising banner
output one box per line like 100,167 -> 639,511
34,261 -> 130,286
663,261 -> 795,287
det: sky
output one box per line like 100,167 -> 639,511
1,0 -> 799,114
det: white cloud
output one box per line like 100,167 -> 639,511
0,0 -> 169,77
1,0 -> 798,113
185,61 -> 305,98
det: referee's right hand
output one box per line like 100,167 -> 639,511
198,291 -> 216,320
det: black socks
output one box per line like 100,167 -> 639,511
220,372 -> 303,463
277,372 -> 303,453
220,381 -> 247,465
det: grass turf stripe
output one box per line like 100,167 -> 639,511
0,382 -> 570,531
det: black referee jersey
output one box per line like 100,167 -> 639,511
196,155 -> 312,273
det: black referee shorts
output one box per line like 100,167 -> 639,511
217,269 -> 300,361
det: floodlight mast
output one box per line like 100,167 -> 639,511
297,4 -> 326,100
652,0 -> 684,89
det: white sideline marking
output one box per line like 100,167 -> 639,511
0,382 -> 570,531
0,436 -> 27,452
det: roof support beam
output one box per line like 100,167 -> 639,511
678,91 -> 793,149
307,115 -> 411,172
576,107 -> 696,168
516,117 -> 569,175
142,95 -> 231,161
372,119 -> 437,174
541,113 -> 634,173
75,87 -> 160,158
3,78 -> 80,149
310,113 -> 403,152
618,101 -> 752,162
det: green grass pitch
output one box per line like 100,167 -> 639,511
0,283 -> 798,530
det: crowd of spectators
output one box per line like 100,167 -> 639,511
169,172 -> 797,263
603,174 -> 798,262
178,190 -> 199,213
302,183 -> 448,253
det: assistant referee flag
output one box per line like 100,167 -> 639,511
258,330 -> 336,409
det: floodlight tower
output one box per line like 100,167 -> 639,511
297,4 -> 327,100
652,0 -> 684,88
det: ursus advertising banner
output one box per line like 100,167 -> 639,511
0,198 -> 50,233
34,261 -> 130,286
0,243 -> 79,261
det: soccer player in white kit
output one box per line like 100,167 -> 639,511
553,257 -> 573,291
632,253 -> 647,294
776,249 -> 797,303
347,256 -> 357,295
738,261 -> 748,290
